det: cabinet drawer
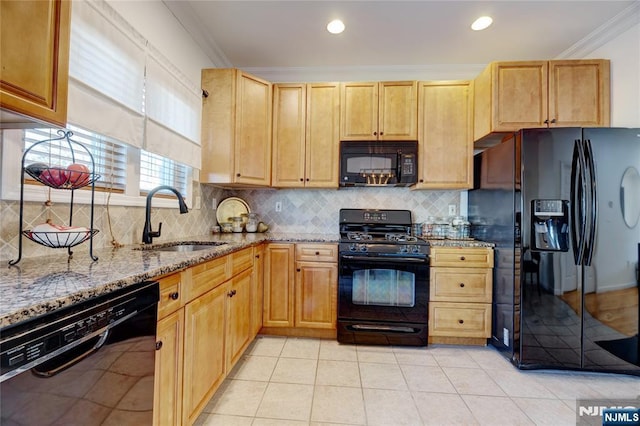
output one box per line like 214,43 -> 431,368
430,247 -> 494,268
186,256 -> 230,302
230,247 -> 254,276
429,302 -> 491,338
158,273 -> 183,319
295,243 -> 337,262
430,268 -> 492,303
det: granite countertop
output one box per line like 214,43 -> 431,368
1,233 -> 492,328
0,232 -> 338,328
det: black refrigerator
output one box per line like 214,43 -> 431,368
469,127 -> 640,376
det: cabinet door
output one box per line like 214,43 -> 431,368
263,243 -> 295,327
182,283 -> 227,425
493,61 -> 548,131
378,81 -> 417,140
227,268 -> 253,372
272,83 -> 306,187
295,261 -> 337,329
0,0 -> 70,127
548,60 -> 610,127
417,81 -> 472,189
340,82 -> 378,140
235,71 -> 272,185
153,309 -> 184,426
306,83 -> 340,187
252,244 -> 265,336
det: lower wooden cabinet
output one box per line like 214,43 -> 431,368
251,244 -> 265,336
428,247 -> 494,345
263,243 -> 338,336
154,306 -> 184,426
153,245 -> 263,426
182,282 -> 227,425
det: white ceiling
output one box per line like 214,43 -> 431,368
164,1 -> 637,74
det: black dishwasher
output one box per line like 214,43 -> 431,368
1,281 -> 159,425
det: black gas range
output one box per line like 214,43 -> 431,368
337,209 -> 430,346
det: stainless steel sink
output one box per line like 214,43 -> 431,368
135,242 -> 227,252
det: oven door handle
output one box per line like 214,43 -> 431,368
340,255 -> 427,263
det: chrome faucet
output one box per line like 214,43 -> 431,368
142,185 -> 188,244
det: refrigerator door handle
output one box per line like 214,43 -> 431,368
570,139 -> 588,265
583,139 -> 598,266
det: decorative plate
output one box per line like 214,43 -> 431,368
216,197 -> 251,225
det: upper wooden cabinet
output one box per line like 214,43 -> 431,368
0,0 -> 70,128
340,81 -> 417,141
415,81 -> 473,189
272,83 -> 340,188
473,60 -> 610,144
201,68 -> 272,186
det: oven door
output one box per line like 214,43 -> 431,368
338,254 -> 429,345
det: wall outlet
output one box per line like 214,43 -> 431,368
503,328 -> 509,346
195,196 -> 201,210
275,201 -> 282,212
448,204 -> 456,216
212,198 -> 217,209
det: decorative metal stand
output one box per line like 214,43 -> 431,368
9,130 -> 100,265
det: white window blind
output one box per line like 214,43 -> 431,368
140,150 -> 189,197
67,0 -> 145,148
24,126 -> 128,192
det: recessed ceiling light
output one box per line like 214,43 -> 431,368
327,19 -> 345,34
471,16 -> 493,31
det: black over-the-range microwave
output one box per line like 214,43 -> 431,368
339,141 -> 418,187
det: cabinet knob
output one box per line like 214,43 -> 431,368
373,131 -> 377,136
169,292 -> 179,300
296,268 -> 301,272
544,119 -> 549,124
306,178 -> 310,181
460,256 -> 466,261
315,251 -> 320,255
459,283 -> 465,288
550,118 -> 557,124
419,179 -> 424,183
458,319 -> 464,324
236,173 -> 241,177
256,254 -> 260,259
300,178 -> 304,182
380,131 -> 384,135
228,290 -> 237,297
155,341 -> 163,350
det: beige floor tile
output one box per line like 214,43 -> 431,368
271,357 -> 318,384
248,335 -> 287,357
400,365 -> 456,393
193,413 -> 254,426
531,372 -> 608,400
311,385 -> 366,424
513,397 -> 576,426
461,395 -> 534,425
202,379 -> 267,416
316,359 -> 361,387
357,346 -> 398,364
281,338 -> 321,359
360,362 -> 408,390
467,347 -> 516,370
226,355 -> 278,381
578,372 -> 640,399
412,391 -> 479,426
430,346 -> 481,368
442,367 -> 506,396
485,368 -> 556,398
255,382 -> 314,421
319,340 -> 358,361
363,388 -> 422,426
253,418 -> 310,426
393,346 -> 439,366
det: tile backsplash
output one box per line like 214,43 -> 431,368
1,183 -> 461,261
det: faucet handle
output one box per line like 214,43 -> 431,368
150,222 -> 162,239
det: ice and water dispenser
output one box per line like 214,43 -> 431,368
530,199 -> 569,251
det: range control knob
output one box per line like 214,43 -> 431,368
399,245 -> 409,253
349,243 -> 358,252
359,244 -> 368,252
411,245 -> 421,253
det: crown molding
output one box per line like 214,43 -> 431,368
556,1 -> 640,59
162,1 -> 231,67
242,64 -> 487,83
